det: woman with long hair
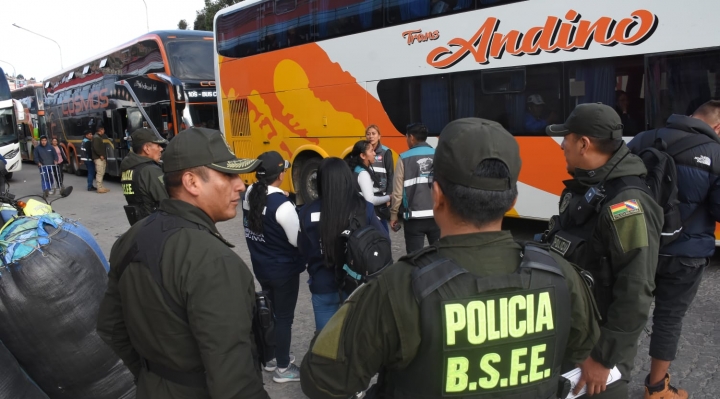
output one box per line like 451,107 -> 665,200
365,124 -> 394,220
50,138 -> 68,192
347,140 -> 391,232
242,150 -> 304,383
298,157 -> 388,331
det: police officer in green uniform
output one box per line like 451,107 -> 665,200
97,127 -> 270,399
300,118 -> 600,399
120,128 -> 169,225
542,103 -> 663,398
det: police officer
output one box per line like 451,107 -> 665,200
542,103 -> 663,398
366,124 -> 394,225
97,127 -> 270,399
389,122 -> 441,254
300,118 -> 600,399
120,128 -> 168,225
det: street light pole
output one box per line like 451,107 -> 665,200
141,0 -> 150,32
12,23 -> 63,69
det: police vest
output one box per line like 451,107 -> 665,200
383,244 -> 571,399
114,212 -> 211,388
121,162 -> 152,206
542,176 -> 643,323
400,143 -> 435,220
80,140 -> 92,161
243,192 -> 305,281
372,144 -> 392,193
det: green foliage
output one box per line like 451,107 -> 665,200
193,0 -> 243,31
178,19 -> 188,30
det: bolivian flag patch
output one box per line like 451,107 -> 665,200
609,199 -> 643,220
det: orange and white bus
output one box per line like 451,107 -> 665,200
213,0 -> 720,236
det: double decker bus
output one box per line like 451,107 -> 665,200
213,0 -> 720,230
43,30 -> 219,177
0,68 -> 23,179
11,83 -> 46,163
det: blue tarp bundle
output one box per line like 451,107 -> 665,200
0,214 -> 135,399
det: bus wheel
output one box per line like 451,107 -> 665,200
70,152 -> 81,176
299,157 -> 322,204
5,173 -> 12,181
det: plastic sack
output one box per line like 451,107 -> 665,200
0,214 -> 135,399
0,339 -> 49,399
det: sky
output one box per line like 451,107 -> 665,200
0,0 -> 209,81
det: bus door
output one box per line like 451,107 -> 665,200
101,111 -> 121,176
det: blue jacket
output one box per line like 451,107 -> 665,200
298,198 -> 388,294
628,114 -> 720,257
243,192 -> 305,281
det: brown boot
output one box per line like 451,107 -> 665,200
97,187 -> 110,194
644,374 -> 688,399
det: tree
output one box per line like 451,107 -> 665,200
178,19 -> 188,30
193,0 -> 243,31
16,74 -> 24,80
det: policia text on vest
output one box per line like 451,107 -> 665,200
443,288 -> 556,395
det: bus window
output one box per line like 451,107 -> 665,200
565,55 -> 645,135
316,0 -> 383,40
377,74 -> 450,136
647,49 -> 720,129
451,64 -> 561,136
216,4 -> 263,57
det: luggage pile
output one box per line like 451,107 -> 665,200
0,213 -> 136,399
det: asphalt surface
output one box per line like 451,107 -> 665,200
10,163 -> 719,398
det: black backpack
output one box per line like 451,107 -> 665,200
338,203 -> 393,296
627,131 -> 714,247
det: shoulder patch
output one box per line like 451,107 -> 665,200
609,199 -> 643,221
608,199 -> 649,253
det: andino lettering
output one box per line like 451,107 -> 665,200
426,9 -> 658,69
441,289 -> 556,395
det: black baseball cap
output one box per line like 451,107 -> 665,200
256,151 -> 290,179
131,128 -> 168,148
39,135 -> 47,140
434,118 -> 520,191
546,103 -> 624,139
162,127 -> 262,174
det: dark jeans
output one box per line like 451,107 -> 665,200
84,161 -> 96,189
650,255 -> 708,361
403,218 -> 440,254
258,274 -> 300,368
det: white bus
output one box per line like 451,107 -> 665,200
0,68 -> 23,180
214,0 -> 720,238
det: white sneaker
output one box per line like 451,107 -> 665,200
273,363 -> 301,383
264,354 -> 296,372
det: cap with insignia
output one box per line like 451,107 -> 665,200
131,128 -> 168,148
546,103 -> 624,139
434,118 -> 521,191
162,127 -> 262,174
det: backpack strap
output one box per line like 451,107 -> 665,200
115,212 -> 207,324
665,132 -> 716,157
410,249 -> 468,303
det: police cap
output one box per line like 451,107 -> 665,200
132,128 -> 168,148
434,118 -> 520,191
546,103 -> 623,139
162,127 -> 262,174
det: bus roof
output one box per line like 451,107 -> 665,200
43,30 -> 213,82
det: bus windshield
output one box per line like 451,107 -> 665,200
0,108 -> 16,145
0,68 -> 10,101
166,41 -> 215,81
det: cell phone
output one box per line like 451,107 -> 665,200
391,222 -> 402,232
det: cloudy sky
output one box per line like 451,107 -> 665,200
0,0 -> 208,81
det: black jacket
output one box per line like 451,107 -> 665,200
629,114 -> 720,257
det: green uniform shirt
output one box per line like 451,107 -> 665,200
120,151 -> 168,219
92,134 -> 105,160
300,231 -> 600,399
553,145 -> 663,379
96,199 -> 269,399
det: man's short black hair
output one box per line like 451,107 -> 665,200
406,123 -> 429,142
163,166 -> 209,198
437,159 -> 517,227
587,136 -> 623,155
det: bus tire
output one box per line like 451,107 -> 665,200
299,157 -> 322,204
70,152 -> 82,176
5,173 -> 12,181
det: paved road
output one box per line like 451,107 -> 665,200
11,163 -> 719,398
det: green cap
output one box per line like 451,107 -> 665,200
546,103 -> 624,139
162,127 -> 262,174
435,118 -> 521,191
131,128 -> 168,148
